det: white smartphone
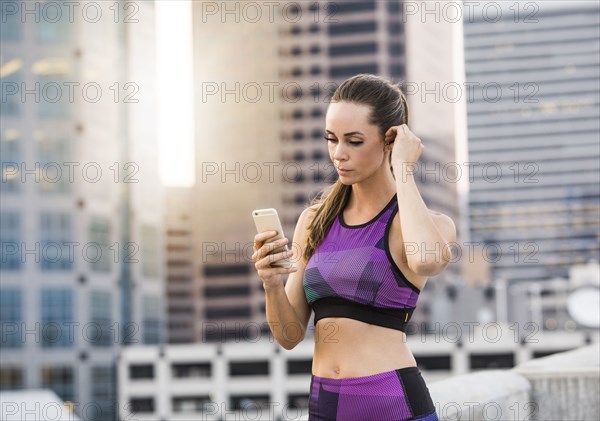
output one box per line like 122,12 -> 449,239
251,208 -> 292,268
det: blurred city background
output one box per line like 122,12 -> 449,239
0,0 -> 599,420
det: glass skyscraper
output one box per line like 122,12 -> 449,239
0,1 -> 165,419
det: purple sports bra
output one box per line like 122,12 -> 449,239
302,194 -> 421,331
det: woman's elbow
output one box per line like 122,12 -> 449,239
278,336 -> 304,351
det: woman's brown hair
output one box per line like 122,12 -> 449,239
302,73 -> 409,264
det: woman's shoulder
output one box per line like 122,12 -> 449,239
308,203 -> 321,212
296,202 -> 321,229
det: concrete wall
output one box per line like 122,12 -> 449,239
429,344 -> 600,421
429,371 -> 531,420
514,344 -> 600,421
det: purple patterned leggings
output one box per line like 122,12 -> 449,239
308,366 -> 438,421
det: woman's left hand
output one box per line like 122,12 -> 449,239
384,124 -> 424,169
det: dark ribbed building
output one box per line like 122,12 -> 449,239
464,2 -> 600,282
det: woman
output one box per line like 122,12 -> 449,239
252,74 -> 456,421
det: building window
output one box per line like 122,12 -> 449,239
293,173 -> 306,183
0,59 -> 22,116
172,396 -> 212,413
0,212 -> 21,270
230,394 -> 270,411
171,363 -> 212,378
41,366 -> 75,402
0,289 -> 21,348
204,285 -> 250,298
470,353 -> 515,369
293,151 -> 305,161
287,359 -> 312,374
141,225 -> 160,278
168,306 -> 192,315
329,42 -> 377,57
0,132 -> 21,193
229,361 -> 269,376
292,131 -> 304,142
40,212 -> 73,270
91,366 -> 115,421
37,134 -> 71,194
167,259 -> 190,268
166,245 -> 191,252
416,355 -> 451,371
388,22 -> 403,34
389,64 -> 404,78
291,109 -> 304,120
330,63 -> 378,79
89,217 -> 111,272
205,306 -> 251,320
326,1 -> 376,14
204,326 -> 255,342
283,85 -> 302,101
168,275 -> 191,283
203,264 -> 250,277
312,150 -> 325,160
41,288 -> 74,348
0,367 -> 23,390
90,291 -> 112,347
166,229 -> 189,236
287,4 -> 300,16
142,295 -> 161,344
309,45 -> 321,54
294,193 -> 307,205
389,43 -> 405,56
129,398 -> 154,413
129,364 -> 154,380
167,291 -> 190,299
328,21 -> 376,36
387,1 -> 402,14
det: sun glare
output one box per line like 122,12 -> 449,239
155,0 -> 195,187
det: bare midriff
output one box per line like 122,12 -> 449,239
311,316 -> 417,378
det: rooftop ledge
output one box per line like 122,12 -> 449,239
429,344 -> 600,420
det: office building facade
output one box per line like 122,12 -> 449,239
463,1 -> 600,324
0,2 -> 165,419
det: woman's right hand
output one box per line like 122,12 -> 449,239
252,230 -> 297,289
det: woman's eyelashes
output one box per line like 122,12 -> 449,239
323,136 -> 363,145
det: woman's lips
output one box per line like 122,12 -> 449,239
338,169 -> 352,175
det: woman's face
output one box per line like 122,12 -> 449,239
324,101 -> 386,184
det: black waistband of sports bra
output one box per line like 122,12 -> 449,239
311,297 -> 415,332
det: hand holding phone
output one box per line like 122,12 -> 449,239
252,208 -> 292,268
